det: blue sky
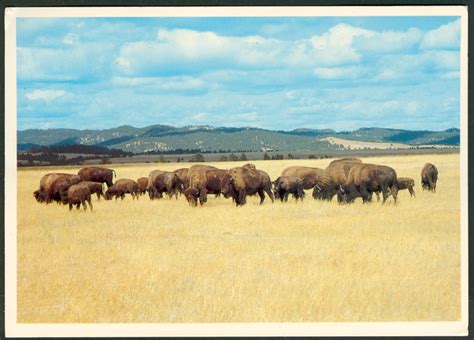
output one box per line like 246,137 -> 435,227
17,16 -> 461,131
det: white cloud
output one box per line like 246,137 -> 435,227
354,27 -> 423,53
25,89 -> 66,101
63,33 -> 79,45
313,66 -> 367,80
420,19 -> 460,50
111,76 -> 206,91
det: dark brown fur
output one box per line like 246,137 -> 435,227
397,177 -> 416,197
273,176 -> 305,202
75,181 -> 104,200
173,168 -> 189,190
147,170 -> 183,199
223,167 -> 274,206
78,167 -> 116,188
137,177 -> 148,195
67,184 -> 92,211
34,173 -> 82,204
421,163 -> 438,192
105,179 -> 138,200
338,163 -> 399,204
313,160 -> 362,201
281,166 -> 325,190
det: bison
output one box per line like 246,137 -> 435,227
281,166 -> 325,190
173,168 -> 189,191
34,173 -> 82,204
421,163 -> 438,192
222,166 -> 274,206
312,159 -> 363,201
78,167 -> 116,188
183,168 -> 228,206
273,176 -> 305,202
75,181 -> 104,200
147,170 -> 183,199
397,177 -> 416,197
67,184 -> 93,211
137,177 -> 149,195
338,163 -> 399,204
105,179 -> 138,200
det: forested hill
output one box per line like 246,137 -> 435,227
18,125 -> 460,154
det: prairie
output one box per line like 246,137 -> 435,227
16,153 -> 460,323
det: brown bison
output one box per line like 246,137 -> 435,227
281,166 -> 325,190
137,177 -> 149,195
147,170 -> 183,199
173,168 -> 189,190
273,176 -> 305,202
183,168 -> 228,206
421,163 -> 438,192
313,159 -> 363,201
67,184 -> 92,211
34,173 -> 82,204
78,167 -> 116,188
397,177 -> 416,197
338,163 -> 399,204
75,181 -> 104,200
105,179 -> 138,200
222,166 -> 274,206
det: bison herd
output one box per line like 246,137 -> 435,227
33,160 -> 439,212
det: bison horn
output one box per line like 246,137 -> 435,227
315,184 -> 321,191
339,185 -> 345,193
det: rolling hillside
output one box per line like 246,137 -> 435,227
17,125 -> 460,154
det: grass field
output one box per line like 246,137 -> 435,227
16,153 -> 461,323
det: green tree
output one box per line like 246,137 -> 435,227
287,153 -> 295,159
219,155 -> 228,161
239,153 -> 247,161
229,153 -> 239,161
100,156 -> 111,164
263,152 -> 271,160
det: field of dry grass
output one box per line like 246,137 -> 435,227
16,153 -> 460,323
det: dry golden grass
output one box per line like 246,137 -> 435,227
17,154 -> 460,323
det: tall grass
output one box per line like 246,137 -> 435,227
17,154 -> 460,322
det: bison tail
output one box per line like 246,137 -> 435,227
112,169 -> 116,178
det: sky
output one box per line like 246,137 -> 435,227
16,16 -> 461,131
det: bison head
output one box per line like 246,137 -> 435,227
337,184 -> 358,204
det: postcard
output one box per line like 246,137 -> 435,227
4,5 -> 468,337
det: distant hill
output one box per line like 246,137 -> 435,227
17,125 -> 460,154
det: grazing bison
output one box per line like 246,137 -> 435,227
173,168 -> 189,190
281,166 -> 325,190
184,169 -> 228,206
397,177 -> 416,197
421,163 -> 438,192
78,167 -> 116,188
312,160 -> 363,201
34,173 -> 82,204
338,163 -> 399,204
147,170 -> 183,199
75,181 -> 104,200
67,184 -> 92,211
137,177 -> 149,195
222,167 -> 274,206
273,176 -> 305,202
105,179 -> 138,200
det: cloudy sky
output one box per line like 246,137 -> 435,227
17,16 -> 461,131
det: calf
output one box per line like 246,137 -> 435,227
67,184 -> 93,211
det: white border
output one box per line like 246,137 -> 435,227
5,6 -> 469,337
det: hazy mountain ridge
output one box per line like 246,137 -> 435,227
18,125 -> 460,153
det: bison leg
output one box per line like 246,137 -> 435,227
199,188 -> 208,205
408,186 -> 416,197
69,203 -> 73,211
87,195 -> 93,211
359,186 -> 371,203
375,192 -> 381,202
237,190 -> 246,206
390,186 -> 398,204
257,190 -> 266,204
82,200 -> 88,211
